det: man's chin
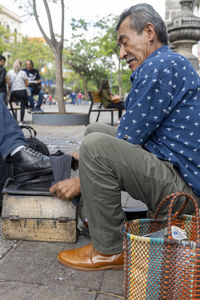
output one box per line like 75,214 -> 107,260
129,61 -> 139,72
129,65 -> 138,72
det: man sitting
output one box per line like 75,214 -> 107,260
23,59 -> 45,113
50,4 -> 200,271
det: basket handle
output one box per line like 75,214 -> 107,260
153,192 -> 200,241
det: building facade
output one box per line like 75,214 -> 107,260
0,5 -> 22,43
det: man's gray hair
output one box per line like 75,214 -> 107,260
116,3 -> 168,45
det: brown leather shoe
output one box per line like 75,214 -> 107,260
57,244 -> 124,271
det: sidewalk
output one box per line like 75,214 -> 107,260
0,103 -> 147,300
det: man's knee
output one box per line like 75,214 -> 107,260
80,132 -> 111,158
84,123 -> 103,137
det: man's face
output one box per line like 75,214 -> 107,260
0,59 -> 6,67
26,61 -> 33,71
117,16 -> 151,72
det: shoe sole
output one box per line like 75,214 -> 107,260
17,174 -> 54,191
14,168 -> 52,184
57,257 -> 123,271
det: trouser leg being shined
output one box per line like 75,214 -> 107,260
79,123 -> 199,254
0,99 -> 27,158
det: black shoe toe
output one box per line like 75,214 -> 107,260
12,146 -> 52,179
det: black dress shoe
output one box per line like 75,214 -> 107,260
12,146 -> 52,183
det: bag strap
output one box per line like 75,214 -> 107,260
153,192 -> 200,241
10,72 -> 18,85
20,125 -> 37,138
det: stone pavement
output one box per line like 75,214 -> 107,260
0,103 -> 147,300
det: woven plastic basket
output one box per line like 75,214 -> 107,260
122,192 -> 200,300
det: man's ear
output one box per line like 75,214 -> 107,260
143,23 -> 156,42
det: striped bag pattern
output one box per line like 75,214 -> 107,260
122,192 -> 200,300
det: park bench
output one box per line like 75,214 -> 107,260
88,91 -> 116,126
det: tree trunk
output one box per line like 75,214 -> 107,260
53,46 -> 65,113
83,78 -> 88,101
30,0 -> 65,112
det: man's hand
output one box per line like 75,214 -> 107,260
71,152 -> 79,160
49,177 -> 81,201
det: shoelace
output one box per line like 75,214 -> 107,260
24,146 -> 44,158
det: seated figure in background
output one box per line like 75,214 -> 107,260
99,79 -> 125,121
23,59 -> 45,113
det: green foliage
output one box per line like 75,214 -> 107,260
94,15 -> 119,58
0,25 -> 11,54
6,37 -> 54,72
71,18 -> 89,33
64,15 -> 131,97
64,16 -> 119,93
64,71 -> 82,91
121,68 -> 132,94
63,35 -> 109,92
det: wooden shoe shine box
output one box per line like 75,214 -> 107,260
1,194 -> 77,242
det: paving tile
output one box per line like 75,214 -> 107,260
43,235 -> 104,290
0,240 -> 64,284
44,261 -> 104,291
0,282 -> 97,300
100,269 -> 124,296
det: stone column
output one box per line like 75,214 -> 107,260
167,0 -> 200,70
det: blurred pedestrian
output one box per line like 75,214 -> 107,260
76,90 -> 83,105
69,90 -> 76,104
7,59 -> 29,124
0,55 -> 7,105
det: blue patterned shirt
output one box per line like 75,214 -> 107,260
117,45 -> 200,196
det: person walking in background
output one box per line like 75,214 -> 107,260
76,90 -> 83,105
23,59 -> 45,113
69,90 -> 76,104
7,59 -> 29,125
99,79 -> 125,122
0,55 -> 7,105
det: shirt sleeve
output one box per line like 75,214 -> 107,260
22,70 -> 28,79
35,69 -> 41,80
117,66 -> 174,145
0,69 -> 6,85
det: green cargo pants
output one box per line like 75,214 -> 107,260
79,123 -> 200,254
